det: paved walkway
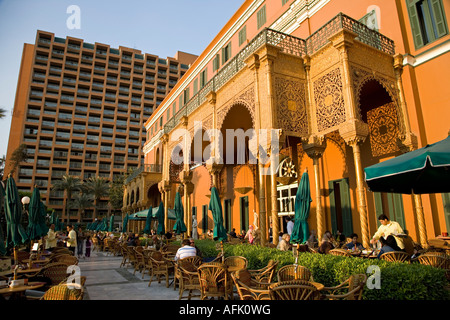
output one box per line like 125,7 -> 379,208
78,251 -> 190,300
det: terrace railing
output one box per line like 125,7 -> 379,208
124,164 -> 162,185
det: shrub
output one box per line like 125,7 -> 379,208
192,241 -> 449,300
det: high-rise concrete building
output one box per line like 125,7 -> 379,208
5,30 -> 197,223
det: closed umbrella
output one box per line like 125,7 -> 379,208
109,215 -> 115,232
143,206 -> 153,234
27,187 -> 45,241
156,202 -> 165,235
364,134 -> 450,194
39,201 -> 49,237
291,169 -> 312,244
173,192 -> 187,235
122,215 -> 129,233
209,187 -> 227,261
0,182 -> 7,256
5,176 -> 28,263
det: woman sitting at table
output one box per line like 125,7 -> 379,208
345,233 -> 365,251
377,235 -> 402,259
277,233 -> 291,251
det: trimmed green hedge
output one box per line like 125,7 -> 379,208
192,240 -> 449,300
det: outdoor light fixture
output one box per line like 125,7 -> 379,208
21,196 -> 30,206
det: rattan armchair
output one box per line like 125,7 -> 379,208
224,256 -> 248,271
380,251 -> 410,263
174,256 -> 202,291
197,262 -> 233,300
148,251 -> 174,288
50,255 -> 78,266
417,252 -> 449,268
248,260 -> 278,283
119,244 -> 129,268
322,274 -> 367,300
329,248 -> 351,257
40,283 -> 84,300
133,249 -> 147,276
269,280 -> 320,300
178,259 -> 202,300
27,262 -> 71,289
231,269 -> 272,300
277,264 -> 314,282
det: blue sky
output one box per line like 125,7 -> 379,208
0,0 -> 243,158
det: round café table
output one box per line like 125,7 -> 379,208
0,281 -> 46,300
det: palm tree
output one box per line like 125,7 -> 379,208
0,108 -> 6,119
71,192 -> 93,222
52,175 -> 83,223
84,176 -> 110,219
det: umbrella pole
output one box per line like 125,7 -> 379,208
221,241 -> 224,263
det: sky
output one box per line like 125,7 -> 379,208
0,0 -> 244,158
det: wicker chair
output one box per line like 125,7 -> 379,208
277,264 -> 314,282
40,283 -> 84,300
329,248 -> 351,257
322,274 -> 367,300
177,259 -> 202,300
231,269 -> 272,300
248,260 -> 279,283
50,255 -> 78,266
380,251 -> 410,263
174,256 -> 202,291
418,252 -> 450,279
197,262 -> 233,300
162,244 -> 181,254
104,239 -> 115,255
224,256 -> 248,271
308,247 -> 318,254
269,280 -> 320,300
27,262 -> 71,289
16,250 -> 30,265
148,251 -> 174,288
133,249 -> 147,276
119,244 -> 129,268
126,247 -> 138,268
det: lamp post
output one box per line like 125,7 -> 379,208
21,196 -> 30,223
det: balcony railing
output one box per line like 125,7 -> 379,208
125,164 -> 162,184
161,13 -> 395,136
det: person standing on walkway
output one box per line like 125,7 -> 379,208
45,224 -> 57,251
370,214 -> 405,251
77,226 -> 85,258
66,225 -> 77,254
85,235 -> 92,259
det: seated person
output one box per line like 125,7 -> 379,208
345,233 -> 365,251
175,239 -> 197,261
126,233 -> 137,246
277,233 -> 291,251
377,235 -> 402,259
229,228 -> 237,238
319,240 -> 334,254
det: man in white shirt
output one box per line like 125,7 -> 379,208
66,225 -> 78,254
175,239 -> 197,261
370,214 -> 405,250
286,217 -> 294,236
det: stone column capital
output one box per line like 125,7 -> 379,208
339,119 -> 369,146
302,135 -> 326,159
206,91 -> 216,105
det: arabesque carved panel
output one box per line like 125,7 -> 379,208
367,102 -> 400,157
275,77 -> 308,136
313,68 -> 346,132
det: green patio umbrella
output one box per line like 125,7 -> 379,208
173,192 -> 187,235
38,201 -> 49,237
143,206 -> 153,234
364,134 -> 450,194
4,176 -> 28,259
156,202 -> 165,235
109,215 -> 115,232
102,219 -> 109,232
291,170 -> 312,244
0,182 -> 7,256
122,215 -> 129,233
27,187 -> 45,241
51,211 -> 63,231
209,187 -> 227,261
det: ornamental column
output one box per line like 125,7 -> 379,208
303,136 -> 326,242
394,55 -> 427,248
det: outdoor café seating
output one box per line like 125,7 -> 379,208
174,256 -> 202,291
277,264 -> 314,282
177,258 -> 202,300
231,269 -> 272,300
268,280 -> 320,300
197,262 -> 233,300
39,282 -> 84,300
329,248 -> 352,257
379,251 -> 410,263
148,251 -> 174,288
321,274 -> 367,300
224,256 -> 248,272
247,259 -> 278,283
